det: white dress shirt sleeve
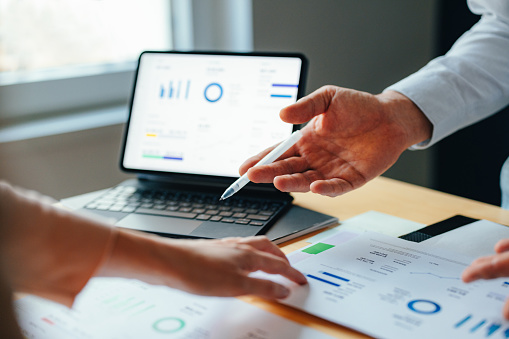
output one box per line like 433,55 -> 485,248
385,0 -> 509,149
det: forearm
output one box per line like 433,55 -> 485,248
0,181 -> 117,307
96,231 -> 247,294
95,230 -> 182,288
97,231 -> 307,299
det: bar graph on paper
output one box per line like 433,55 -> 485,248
454,314 -> 509,338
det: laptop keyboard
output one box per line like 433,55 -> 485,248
84,185 -> 287,228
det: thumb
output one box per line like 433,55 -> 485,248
280,86 -> 336,124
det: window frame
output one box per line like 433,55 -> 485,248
0,62 -> 135,122
0,0 -> 253,125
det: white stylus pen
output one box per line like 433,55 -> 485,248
220,129 -> 303,200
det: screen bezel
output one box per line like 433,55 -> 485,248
119,50 -> 308,187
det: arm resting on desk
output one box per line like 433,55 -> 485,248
0,181 -> 306,306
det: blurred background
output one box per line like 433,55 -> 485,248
1,0 -> 508,205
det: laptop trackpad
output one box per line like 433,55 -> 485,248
117,214 -> 201,235
190,221 -> 261,238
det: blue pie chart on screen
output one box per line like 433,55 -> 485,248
407,299 -> 441,314
204,83 -> 223,102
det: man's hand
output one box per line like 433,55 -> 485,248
462,238 -> 509,319
240,86 -> 432,197
99,232 -> 307,300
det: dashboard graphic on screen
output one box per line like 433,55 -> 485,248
123,52 -> 305,178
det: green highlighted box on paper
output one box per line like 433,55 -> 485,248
302,243 -> 335,255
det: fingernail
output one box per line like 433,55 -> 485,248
298,274 -> 308,285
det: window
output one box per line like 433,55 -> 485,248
0,0 -> 173,122
0,0 -> 172,73
0,0 -> 252,131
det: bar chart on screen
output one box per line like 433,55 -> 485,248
159,80 -> 191,100
124,53 -> 301,177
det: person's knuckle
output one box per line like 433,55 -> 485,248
490,258 -> 505,273
236,277 -> 254,295
236,251 -> 256,270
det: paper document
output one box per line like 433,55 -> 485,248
14,277 -> 335,339
259,221 -> 509,339
419,219 -> 509,258
306,210 -> 424,242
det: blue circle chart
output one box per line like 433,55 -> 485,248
152,317 -> 186,333
407,299 -> 441,315
204,83 -> 223,102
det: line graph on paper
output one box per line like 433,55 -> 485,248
409,272 -> 461,280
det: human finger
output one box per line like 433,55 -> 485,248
272,170 -> 327,193
240,142 -> 303,179
238,145 -> 278,176
309,178 -> 359,197
461,256 -> 490,283
238,276 -> 291,299
279,86 -> 337,124
503,299 -> 509,320
220,236 -> 289,262
247,157 -> 310,184
495,239 -> 509,253
235,236 -> 289,262
462,253 -> 509,282
243,251 -> 307,285
215,238 -> 307,285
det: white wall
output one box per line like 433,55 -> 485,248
0,124 -> 133,199
253,0 -> 438,186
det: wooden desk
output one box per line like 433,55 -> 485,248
242,176 -> 509,338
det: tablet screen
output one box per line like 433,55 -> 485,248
122,52 -> 306,178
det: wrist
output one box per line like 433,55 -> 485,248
96,229 -> 178,286
377,90 -> 432,148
